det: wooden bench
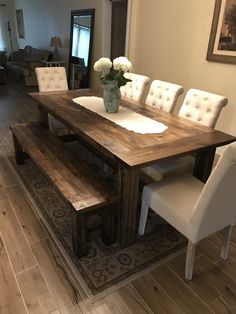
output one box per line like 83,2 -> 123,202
10,122 -> 119,257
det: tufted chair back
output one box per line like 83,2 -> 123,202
145,80 -> 184,113
35,67 -> 68,92
35,67 -> 69,135
179,89 -> 228,128
120,72 -> 150,102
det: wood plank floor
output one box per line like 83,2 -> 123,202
0,79 -> 235,313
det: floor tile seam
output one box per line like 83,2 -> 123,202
16,262 -> 61,313
3,184 -> 44,268
166,263 -> 215,312
147,271 -> 186,313
0,230 -> 30,314
126,283 -> 155,314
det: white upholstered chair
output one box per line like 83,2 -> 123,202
35,67 -> 69,134
35,66 -> 68,92
142,88 -> 228,181
120,72 -> 150,102
178,88 -> 228,128
145,79 -> 184,113
139,141 -> 236,280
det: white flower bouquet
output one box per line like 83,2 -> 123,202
94,56 -> 132,87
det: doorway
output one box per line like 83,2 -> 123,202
110,0 -> 128,59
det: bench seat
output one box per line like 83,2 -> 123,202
10,122 -> 119,257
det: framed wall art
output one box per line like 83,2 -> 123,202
207,0 -> 236,64
16,9 -> 25,39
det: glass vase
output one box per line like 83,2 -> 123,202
103,80 -> 121,113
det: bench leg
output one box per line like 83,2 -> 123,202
72,212 -> 87,258
101,204 -> 116,246
13,134 -> 25,165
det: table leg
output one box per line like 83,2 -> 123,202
193,148 -> 216,183
118,167 -> 140,247
72,211 -> 87,258
12,134 -> 25,165
38,105 -> 49,127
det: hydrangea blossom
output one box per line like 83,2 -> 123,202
113,57 -> 132,73
93,57 -> 112,77
94,56 -> 132,87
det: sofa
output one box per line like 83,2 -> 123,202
0,51 -> 7,67
6,45 -> 51,86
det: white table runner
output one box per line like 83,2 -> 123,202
72,96 -> 168,134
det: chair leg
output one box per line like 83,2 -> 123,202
138,200 -> 149,235
220,225 -> 232,260
185,240 -> 196,281
48,114 -> 55,133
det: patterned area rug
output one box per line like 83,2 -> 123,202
9,148 -> 187,296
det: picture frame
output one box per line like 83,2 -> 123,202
207,0 -> 236,64
16,9 -> 25,39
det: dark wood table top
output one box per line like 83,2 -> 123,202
29,89 -> 236,168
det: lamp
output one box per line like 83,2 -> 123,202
50,36 -> 62,60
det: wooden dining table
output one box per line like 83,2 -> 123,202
29,89 -> 236,247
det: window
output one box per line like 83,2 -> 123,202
72,24 -> 90,66
0,28 -> 4,51
0,17 -> 5,51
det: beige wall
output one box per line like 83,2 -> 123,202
128,0 -> 236,136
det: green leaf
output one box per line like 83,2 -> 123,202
117,76 -> 127,88
101,68 -> 132,87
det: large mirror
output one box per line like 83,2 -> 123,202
68,9 -> 95,89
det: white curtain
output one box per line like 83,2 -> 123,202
0,17 -> 5,51
72,24 -> 80,58
0,6 -> 10,53
0,29 -> 4,51
72,24 -> 90,66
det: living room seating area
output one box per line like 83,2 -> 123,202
6,45 -> 51,86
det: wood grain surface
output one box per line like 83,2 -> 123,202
29,89 -> 236,168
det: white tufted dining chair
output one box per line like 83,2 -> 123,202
120,72 -> 150,102
35,67 -> 69,134
142,88 -> 228,181
178,88 -> 228,128
35,66 -> 68,92
145,79 -> 184,113
139,141 -> 236,280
